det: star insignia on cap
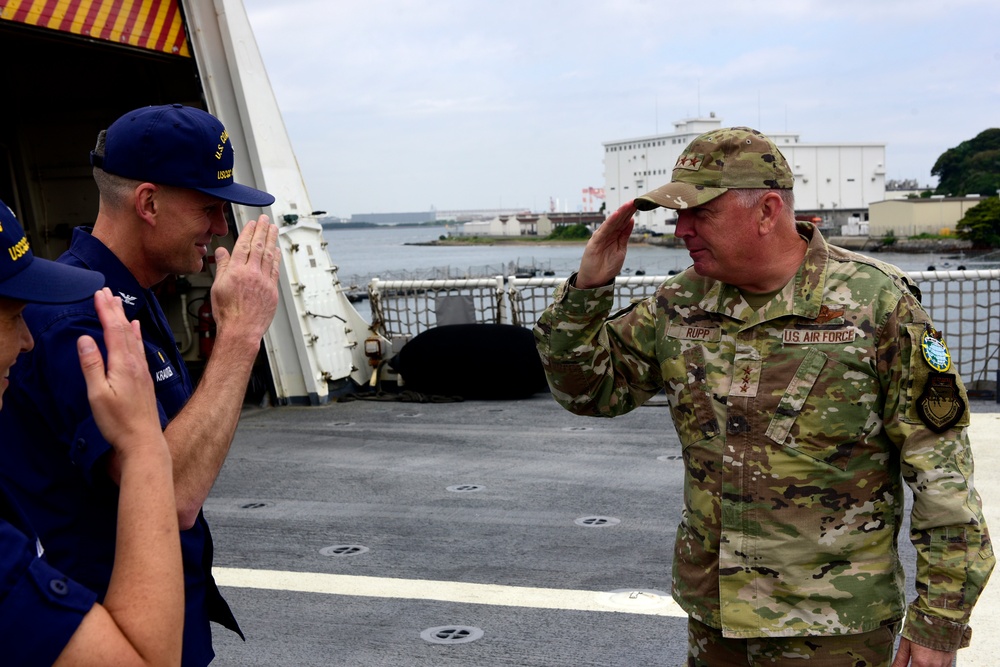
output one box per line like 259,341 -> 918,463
675,154 -> 704,169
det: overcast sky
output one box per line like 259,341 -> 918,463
241,0 -> 1000,218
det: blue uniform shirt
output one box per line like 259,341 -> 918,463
0,487 -> 98,666
0,227 -> 241,666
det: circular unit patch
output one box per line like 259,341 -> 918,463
921,334 -> 951,373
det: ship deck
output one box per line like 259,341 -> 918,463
205,394 -> 1000,666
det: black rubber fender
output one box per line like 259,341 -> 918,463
390,324 -> 550,400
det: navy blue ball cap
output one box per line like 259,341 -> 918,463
90,104 -> 275,207
0,201 -> 105,304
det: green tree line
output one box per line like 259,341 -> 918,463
933,128 -> 1000,248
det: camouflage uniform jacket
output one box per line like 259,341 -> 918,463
534,224 -> 994,650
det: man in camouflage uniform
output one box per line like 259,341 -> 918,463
534,127 -> 994,667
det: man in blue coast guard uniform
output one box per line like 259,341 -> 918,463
0,104 -> 282,666
0,201 -> 185,665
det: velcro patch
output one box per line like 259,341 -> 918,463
674,153 -> 705,171
667,325 -> 721,342
782,328 -> 855,345
731,347 -> 761,398
916,372 -> 966,433
814,305 -> 845,324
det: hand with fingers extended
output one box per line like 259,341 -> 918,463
66,288 -> 182,667
211,214 -> 281,346
576,201 -> 637,289
77,288 -> 165,456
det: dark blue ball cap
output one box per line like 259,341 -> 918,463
90,104 -> 275,207
0,201 -> 105,304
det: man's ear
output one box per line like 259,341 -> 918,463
757,191 -> 784,235
134,183 -> 159,227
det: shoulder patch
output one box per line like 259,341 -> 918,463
916,372 -> 967,433
901,323 -> 970,431
921,331 -> 952,372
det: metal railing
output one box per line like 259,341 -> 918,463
367,270 -> 1000,394
368,276 -> 507,342
906,270 -> 1000,392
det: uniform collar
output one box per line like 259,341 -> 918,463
67,227 -> 149,319
789,222 -> 831,320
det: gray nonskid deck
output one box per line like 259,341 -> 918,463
206,396 -> 999,666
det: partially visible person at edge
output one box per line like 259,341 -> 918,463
533,126 -> 994,667
0,104 -> 281,666
0,200 -> 182,666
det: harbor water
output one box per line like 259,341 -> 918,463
322,224 -> 972,285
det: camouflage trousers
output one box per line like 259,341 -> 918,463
686,617 -> 901,667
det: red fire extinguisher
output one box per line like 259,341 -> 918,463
197,297 -> 216,359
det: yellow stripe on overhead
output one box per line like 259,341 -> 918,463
162,7 -> 188,57
63,0 -> 89,32
129,0 -> 151,48
71,0 -> 97,34
42,0 -> 72,29
1,0 -> 27,20
143,0 -> 169,51
21,0 -> 45,25
89,0 -> 112,38
106,0 -> 132,45
1,0 -> 189,57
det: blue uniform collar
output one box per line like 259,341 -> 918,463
65,227 -> 149,320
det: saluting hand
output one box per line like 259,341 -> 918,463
211,214 -> 281,347
576,201 -> 637,289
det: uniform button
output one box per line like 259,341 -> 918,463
727,416 -> 749,434
75,439 -> 87,451
50,579 -> 69,596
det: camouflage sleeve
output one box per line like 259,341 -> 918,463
533,275 -> 662,417
879,291 -> 995,651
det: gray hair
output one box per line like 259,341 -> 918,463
728,188 -> 795,213
92,130 -> 142,211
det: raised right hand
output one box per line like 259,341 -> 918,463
210,215 -> 281,347
576,201 -> 637,289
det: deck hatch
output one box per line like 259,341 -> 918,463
446,484 -> 483,493
420,626 -> 484,645
319,545 -> 370,557
575,516 -> 621,527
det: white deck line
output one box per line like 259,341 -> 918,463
213,567 -> 686,617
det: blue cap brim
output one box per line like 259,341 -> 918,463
0,257 -> 105,304
194,182 -> 275,207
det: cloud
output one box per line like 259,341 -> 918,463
243,0 -> 1000,214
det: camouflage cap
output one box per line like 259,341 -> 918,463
634,126 -> 793,211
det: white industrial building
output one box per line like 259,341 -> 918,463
457,212 -> 604,237
604,115 -> 887,234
